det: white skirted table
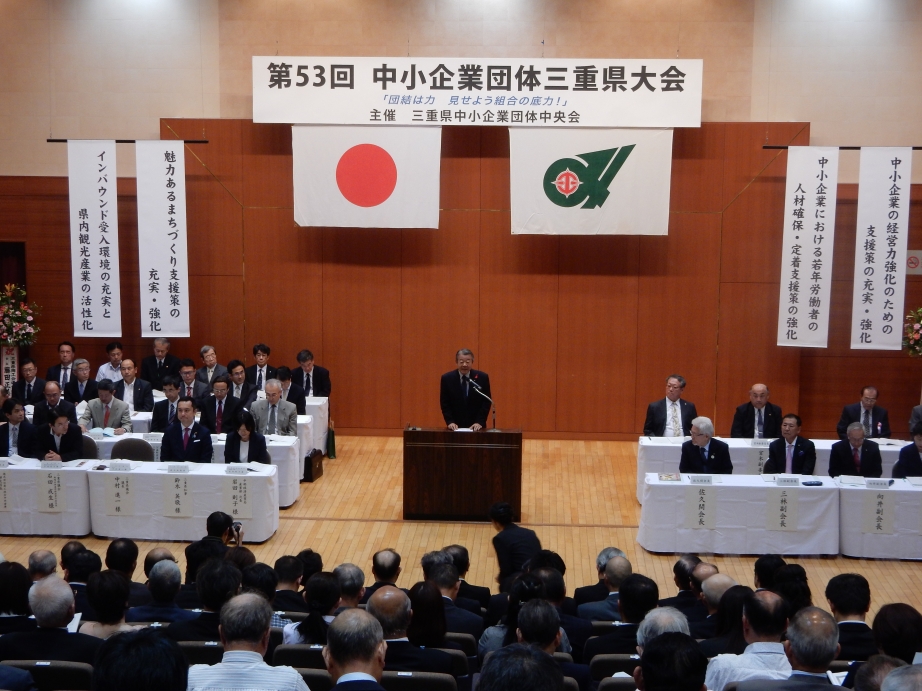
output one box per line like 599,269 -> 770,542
838,478 -> 922,560
0,458 -> 92,536
304,397 -> 329,454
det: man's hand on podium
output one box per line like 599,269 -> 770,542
448,423 -> 459,431
471,423 -> 483,431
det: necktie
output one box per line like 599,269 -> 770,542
158,359 -> 164,372
187,385 -> 193,398
671,402 -> 681,437
10,425 -> 17,449
863,409 -> 872,437
268,404 -> 277,434
307,372 -> 313,397
700,447 -> 709,472
257,369 -> 263,391
103,404 -> 110,428
216,400 -> 223,434
169,403 -> 175,425
183,427 -> 190,450
79,381 -> 85,396
853,446 -> 861,473
26,382 -> 31,399
756,408 -> 764,438
61,367 -> 69,387
786,444 -> 794,474
462,375 -> 469,398
207,369 -> 213,383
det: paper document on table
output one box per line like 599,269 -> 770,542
905,476 -> 922,486
838,475 -> 866,486
454,428 -> 473,432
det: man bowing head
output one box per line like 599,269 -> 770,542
679,417 -> 733,474
440,349 -> 492,431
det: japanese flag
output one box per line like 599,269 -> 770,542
292,125 -> 442,229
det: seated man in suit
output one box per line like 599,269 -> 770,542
293,349 -> 332,398
517,599 -> 593,691
825,573 -> 876,661
577,555 -> 632,622
837,386 -> 891,440
636,607 -> 691,655
360,549 -> 403,604
634,632 -> 708,691
35,406 -> 84,461
731,383 -> 783,439
273,556 -> 309,613
583,574 -> 660,660
95,340 -> 123,383
32,381 -> 78,428
196,345 -> 227,392
276,366 -> 306,414
250,380 -> 297,436
160,397 -> 213,463
200,375 -> 240,436
63,358 -> 98,404
151,376 -> 181,434
1,398 -> 37,458
78,379 -> 131,435
323,608 -> 388,691
443,544 -> 491,609
429,562 -> 484,638
574,547 -> 625,606
829,422 -> 882,478
115,359 -> 155,413
679,417 -> 733,474
643,374 -> 698,437
533,566 -> 593,664
660,554 -> 707,621
11,358 -> 45,405
227,360 -> 256,408
178,358 -> 208,403
165,558 -> 242,642
246,343 -> 277,393
140,337 -> 181,391
689,573 -> 737,640
45,340 -> 76,389
893,423 -> 922,478
440,348 -> 491,431
764,414 -> 817,475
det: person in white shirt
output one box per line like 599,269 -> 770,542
95,341 -> 124,383
186,593 -> 308,691
642,374 -> 698,437
2,399 -> 36,457
323,609 -> 388,691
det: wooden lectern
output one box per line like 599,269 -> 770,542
403,427 -> 523,521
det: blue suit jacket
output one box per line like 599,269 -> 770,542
893,443 -> 922,479
160,421 -> 213,463
577,592 -> 620,621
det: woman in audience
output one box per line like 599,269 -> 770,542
79,570 -> 142,638
225,546 -> 257,571
407,580 -> 463,650
0,562 -> 37,634
698,584 -> 753,657
283,571 -> 341,644
872,603 -> 922,664
224,410 -> 269,463
772,564 -> 812,616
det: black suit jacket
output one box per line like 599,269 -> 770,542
689,614 -> 717,639
12,377 -> 45,405
281,383 -> 307,414
573,581 -> 608,606
764,437 -> 817,475
738,673 -> 833,691
659,590 -> 708,622
0,664 -> 35,691
0,419 -> 37,458
231,381 -> 257,409
492,523 -> 542,584
359,581 -> 407,605
160,421 -> 213,463
63,378 -> 98,404
559,609 -> 593,663
643,398 -> 697,436
151,397 -> 177,433
32,399 -> 78,428
224,430 -> 269,463
443,598 -> 484,638
274,589 -> 310,613
383,640 -> 455,675
836,621 -> 877,661
837,403 -> 891,440
140,354 -> 181,391
679,438 -> 733,474
892,444 -> 922,479
45,364 -> 74,387
440,369 -> 491,428
200,395 -> 241,436
246,364 -> 278,388
583,623 -> 640,660
164,611 -> 221,642
334,681 -> 386,691
292,365 -> 331,398
70,582 -> 98,621
731,402 -> 783,438
34,422 -> 83,461
114,378 -> 155,412
458,580 -> 491,608
0,628 -> 103,665
828,439 -> 882,478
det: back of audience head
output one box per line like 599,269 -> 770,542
29,575 -> 75,628
602,556 -> 632,590
367,585 -> 412,639
225,546 -> 256,571
743,590 -> 788,641
713,585 -> 755,654
105,537 -> 139,577
333,563 -> 365,606
488,501 -> 515,527
428,562 -> 460,595
274,555 -> 304,589
92,627 -> 188,691
87,570 -> 130,625
241,562 -> 278,604
785,606 -> 840,672
28,549 -> 57,580
754,554 -> 787,590
635,632 -> 707,691
298,548 -> 324,582
690,562 -> 718,595
773,564 -> 813,616
532,566 -> 566,605
872,603 -> 922,664
149,559 -> 183,604
407,580 -> 448,648
673,553 -> 702,591
637,606 -> 690,651
702,573 -> 737,613
479,643 -> 564,691
205,510 -> 234,539
879,663 -> 922,691
0,562 -> 32,615
66,548 -> 102,583
503,573 -> 547,646
516,598 -> 560,649
620,574 -> 660,624
296,571 -> 342,643
60,540 -> 86,570
420,550 -> 452,579
371,548 -> 401,583
825,573 -> 871,620
196,558 -> 242,612
143,548 -> 176,579
596,546 -> 627,575
525,549 -> 567,576
855,654 -> 907,691
442,544 -> 471,577
323,609 -> 386,683
220,592 -> 273,649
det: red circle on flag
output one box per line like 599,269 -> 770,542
335,144 -> 398,207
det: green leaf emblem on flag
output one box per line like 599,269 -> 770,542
543,145 -> 635,208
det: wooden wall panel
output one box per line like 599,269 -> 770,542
670,124 -> 725,214
241,122 -> 293,209
441,127 -> 481,210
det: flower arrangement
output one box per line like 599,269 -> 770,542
904,307 -> 922,357
0,284 -> 40,346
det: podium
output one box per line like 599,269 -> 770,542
403,427 -> 523,521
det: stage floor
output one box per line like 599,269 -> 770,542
1,437 -> 918,618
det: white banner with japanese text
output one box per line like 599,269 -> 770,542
509,127 -> 673,235
67,140 -> 122,337
136,141 -> 190,337
777,147 -> 839,347
850,148 -> 913,350
254,57 -> 703,128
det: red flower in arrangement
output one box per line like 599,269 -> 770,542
0,284 -> 41,346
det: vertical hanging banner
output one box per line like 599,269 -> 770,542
777,147 -> 839,347
67,140 -> 122,336
850,148 -> 913,350
136,141 -> 190,337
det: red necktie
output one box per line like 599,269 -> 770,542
852,447 -> 861,473
103,404 -> 110,427
216,400 -> 223,434
183,427 -> 190,450
187,385 -> 193,397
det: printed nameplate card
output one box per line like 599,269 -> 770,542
167,463 -> 191,474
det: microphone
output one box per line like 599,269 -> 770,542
469,379 -> 482,390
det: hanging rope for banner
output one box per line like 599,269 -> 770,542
47,139 -> 208,144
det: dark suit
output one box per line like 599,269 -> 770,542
63,378 -> 98,404
836,621 -> 877,661
140,354 -> 181,391
70,582 -> 98,621
196,364 -> 228,390
383,640 -> 455,675
659,590 -> 708,622
1,419 -> 37,458
828,439 -> 882,478
281,383 -> 307,414
738,673 -> 833,691
127,580 -> 152,608
558,609 -> 593,663
292,365 -> 331,398
45,364 -> 74,388
200,395 -> 241,436
179,379 -> 209,404
151,397 -> 179,433
577,593 -> 619,621
440,369 -> 492,429
164,611 -> 221,641
126,601 -> 200,623
160,421 -> 213,463
114,378 -> 155,412
0,664 -> 35,691
837,403 -> 891,440
892,443 -> 922,479
12,377 -> 45,405
458,580 -> 491,608
443,597 -> 483,637
274,589 -> 310,613
583,623 -> 640,660
679,438 -> 733,474
230,381 -> 257,409
175,583 -> 203,609
0,628 -> 103,665
764,437 -> 817,475
574,581 -> 608,606
559,661 -> 594,691
34,422 -> 83,461
224,430 -> 269,463
492,523 -> 542,584
643,398 -> 698,437
32,399 -> 78,428
359,581 -> 406,605
689,614 -> 717,639
334,681 -> 386,691
731,402 -> 783,438
246,365 -> 278,389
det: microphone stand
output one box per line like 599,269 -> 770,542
472,385 -> 497,430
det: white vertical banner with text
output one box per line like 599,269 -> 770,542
777,147 -> 839,348
136,141 -> 190,337
851,148 -> 913,350
67,140 -> 122,336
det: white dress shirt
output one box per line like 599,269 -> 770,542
121,381 -> 136,413
187,650 -> 309,691
238,440 -> 249,462
95,362 -> 123,382
704,642 -> 792,691
664,398 -> 682,437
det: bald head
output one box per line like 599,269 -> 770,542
603,556 -> 633,592
690,562 -> 719,595
144,547 -> 176,578
366,585 -> 411,639
750,383 -> 770,409
785,607 -> 839,672
28,550 -> 57,580
743,590 -> 789,643
701,574 -> 738,612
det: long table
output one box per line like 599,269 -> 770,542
637,473 -> 840,555
87,461 -> 278,542
636,436 -> 904,503
0,458 -> 92,536
839,479 -> 922,560
304,397 -> 329,454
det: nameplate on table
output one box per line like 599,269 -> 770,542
223,475 -> 252,519
0,469 -> 8,511
163,475 -> 193,517
105,474 -> 135,516
167,463 -> 191,474
766,487 -> 798,531
37,470 -> 65,512
143,433 -> 163,443
688,474 -> 713,485
0,459 -> 8,469
750,437 -> 772,448
110,461 -> 133,472
862,489 -> 894,534
775,475 -> 800,487
40,460 -> 63,470
866,478 -> 892,490
225,464 -> 249,476
684,485 -> 716,529
906,476 -> 922,487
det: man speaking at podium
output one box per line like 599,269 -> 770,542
440,349 -> 491,431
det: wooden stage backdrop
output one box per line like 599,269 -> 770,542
1,122 -> 921,439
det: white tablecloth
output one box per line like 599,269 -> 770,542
839,479 -> 922,560
130,412 -> 152,433
296,415 -> 313,476
304,397 -> 329,454
636,437 -> 902,503
93,433 -> 301,508
87,461 -> 278,542
637,473 -> 840,555
0,458 -> 91,536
